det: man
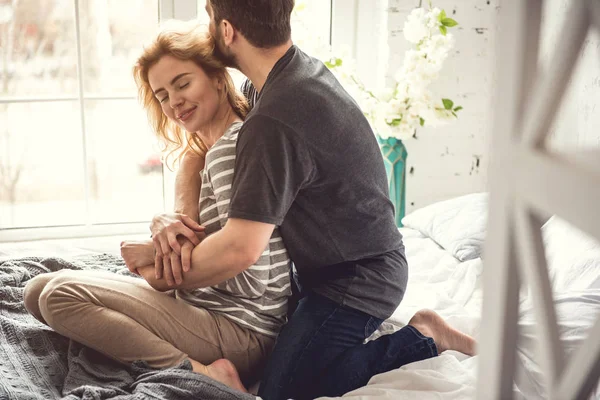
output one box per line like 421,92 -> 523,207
150,1 -> 476,399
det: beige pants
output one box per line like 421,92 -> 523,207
23,270 -> 274,383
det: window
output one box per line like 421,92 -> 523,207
196,0 -> 333,89
195,0 -> 332,53
0,0 -> 161,239
290,0 -> 332,55
1,0 -> 340,241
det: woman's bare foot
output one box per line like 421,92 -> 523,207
408,309 -> 477,356
189,358 -> 247,393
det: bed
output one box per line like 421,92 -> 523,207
322,193 -> 600,400
1,193 -> 599,399
0,236 -> 258,400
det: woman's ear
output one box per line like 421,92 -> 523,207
215,77 -> 224,91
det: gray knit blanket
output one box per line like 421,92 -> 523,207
0,254 -> 256,400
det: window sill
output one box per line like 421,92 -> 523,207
0,222 -> 150,243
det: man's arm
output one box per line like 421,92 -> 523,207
139,218 -> 275,291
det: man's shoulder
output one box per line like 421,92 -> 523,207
241,112 -> 295,138
265,50 -> 334,100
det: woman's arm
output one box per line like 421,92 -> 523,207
139,218 -> 274,292
173,150 -> 205,221
137,263 -> 170,292
123,151 -> 205,282
121,239 -> 192,291
148,150 -> 205,264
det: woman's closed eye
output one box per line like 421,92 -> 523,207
158,82 -> 189,103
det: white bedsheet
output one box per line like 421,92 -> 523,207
320,355 -> 479,400
3,226 -> 600,399
318,227 -> 600,400
317,228 -> 486,400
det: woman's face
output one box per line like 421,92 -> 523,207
148,55 -> 222,133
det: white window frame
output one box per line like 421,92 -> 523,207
331,0 -> 388,91
1,0 -> 361,242
0,0 -> 186,243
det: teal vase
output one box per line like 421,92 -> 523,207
377,136 -> 408,227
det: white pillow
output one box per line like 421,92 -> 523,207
401,193 -> 488,261
542,216 -> 600,292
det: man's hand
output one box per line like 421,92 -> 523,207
150,213 -> 205,256
120,240 -> 155,275
155,236 -> 196,286
141,219 -> 275,292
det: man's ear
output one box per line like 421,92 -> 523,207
220,19 -> 236,47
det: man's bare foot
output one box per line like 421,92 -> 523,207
189,358 -> 247,393
408,309 -> 477,356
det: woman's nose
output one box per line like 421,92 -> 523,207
169,94 -> 183,109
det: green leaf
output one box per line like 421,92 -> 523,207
324,57 -> 343,69
452,111 -> 457,117
453,106 -> 463,112
439,25 -> 447,36
389,118 -> 403,127
294,3 -> 306,12
419,117 -> 425,127
438,9 -> 447,22
442,98 -> 454,110
441,18 -> 458,27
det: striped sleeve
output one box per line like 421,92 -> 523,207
198,170 -> 221,236
207,136 -> 273,298
241,78 -> 258,110
205,142 -> 236,231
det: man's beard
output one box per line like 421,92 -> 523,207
213,28 -> 239,69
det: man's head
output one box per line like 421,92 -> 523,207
206,0 -> 294,67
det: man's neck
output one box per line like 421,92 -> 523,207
237,41 -> 293,93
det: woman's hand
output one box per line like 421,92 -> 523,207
154,236 -> 196,286
120,240 -> 155,275
150,213 -> 205,255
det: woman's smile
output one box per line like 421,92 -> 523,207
178,106 -> 198,122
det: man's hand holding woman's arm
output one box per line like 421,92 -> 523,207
148,218 -> 275,292
150,150 -> 206,284
151,213 -> 204,254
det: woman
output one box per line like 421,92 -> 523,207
22,21 -> 291,393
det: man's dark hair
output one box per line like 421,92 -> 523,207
209,0 -> 294,48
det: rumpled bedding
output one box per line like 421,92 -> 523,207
2,196 -> 600,400
0,255 -> 255,400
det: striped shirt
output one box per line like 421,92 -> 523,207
241,78 -> 258,109
176,122 -> 292,337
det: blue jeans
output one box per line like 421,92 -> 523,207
258,291 -> 438,400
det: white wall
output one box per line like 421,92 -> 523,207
387,0 -> 498,214
384,0 -> 599,214
539,0 -> 600,152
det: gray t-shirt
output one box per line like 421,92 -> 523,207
229,46 -> 407,319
